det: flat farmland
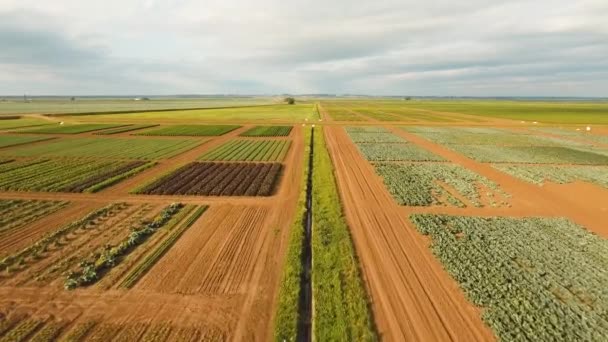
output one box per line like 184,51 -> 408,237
1,99 -> 607,342
0,137 -> 205,160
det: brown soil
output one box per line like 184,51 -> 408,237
324,125 -> 495,341
0,124 -> 304,341
395,128 -> 608,237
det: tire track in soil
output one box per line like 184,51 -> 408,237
324,125 -> 495,341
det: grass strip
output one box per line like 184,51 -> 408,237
274,127 -> 311,341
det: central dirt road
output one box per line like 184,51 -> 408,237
323,125 -> 495,341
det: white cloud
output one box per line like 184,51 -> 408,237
0,0 -> 607,96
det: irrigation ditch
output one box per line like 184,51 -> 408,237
297,126 -> 314,342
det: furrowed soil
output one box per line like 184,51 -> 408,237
324,125 -> 494,341
0,124 -> 304,341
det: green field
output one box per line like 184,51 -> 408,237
0,118 -> 53,130
199,140 -> 291,161
0,135 -> 54,149
0,137 -> 203,160
0,158 -> 153,192
71,104 -> 318,122
410,214 -> 608,341
17,123 -> 126,134
0,97 -> 274,115
94,124 -> 159,135
240,126 -> 293,137
135,125 -> 240,136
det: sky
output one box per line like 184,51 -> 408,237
0,0 -> 607,96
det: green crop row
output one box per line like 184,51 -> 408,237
346,131 -> 406,143
274,127 -> 311,341
0,158 -> 150,192
199,139 -> 291,162
375,162 -> 508,207
94,124 -> 159,135
357,143 -> 443,161
17,123 -> 126,134
494,164 -> 608,188
1,137 -> 204,160
0,135 -> 54,149
410,214 -> 608,341
135,124 -> 240,136
119,205 -> 208,289
240,125 -> 293,137
345,126 -> 389,133
65,203 -> 184,289
449,145 -> 608,164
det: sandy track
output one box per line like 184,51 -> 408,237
324,125 -> 494,341
0,201 -> 100,255
394,128 -> 608,236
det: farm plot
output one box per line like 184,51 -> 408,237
198,140 -> 291,162
321,106 -> 367,121
345,126 -> 390,133
494,164 -> 608,188
0,135 -> 53,149
357,143 -> 444,161
0,118 -> 51,130
135,205 -> 268,295
0,158 -> 154,192
0,199 -> 69,236
17,123 -> 126,134
0,202 -> 188,288
239,125 -> 292,137
408,131 -> 575,146
375,162 -> 509,207
410,214 -> 608,341
138,162 -> 283,196
94,124 -> 159,135
135,124 -> 240,136
448,145 -> 608,164
533,127 -> 608,145
0,137 -> 203,160
346,129 -> 406,143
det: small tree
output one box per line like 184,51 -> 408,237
284,97 -> 295,105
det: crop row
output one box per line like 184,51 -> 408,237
322,106 -> 367,121
357,143 -> 444,161
94,124 -> 159,135
410,214 -> 608,341
408,130 -> 576,146
120,205 -> 208,288
135,124 -> 240,136
18,123 -> 126,134
375,162 -> 508,207
0,135 -> 53,149
449,145 -> 608,164
139,162 -> 283,196
493,164 -> 608,188
537,128 -> 608,145
199,139 -> 291,162
65,203 -> 184,289
0,203 -> 122,272
0,158 -> 154,193
346,131 -> 406,143
240,125 -> 293,137
345,126 -> 389,133
0,199 -> 69,236
1,137 -> 203,160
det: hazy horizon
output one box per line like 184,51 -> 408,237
1,1 -> 607,96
